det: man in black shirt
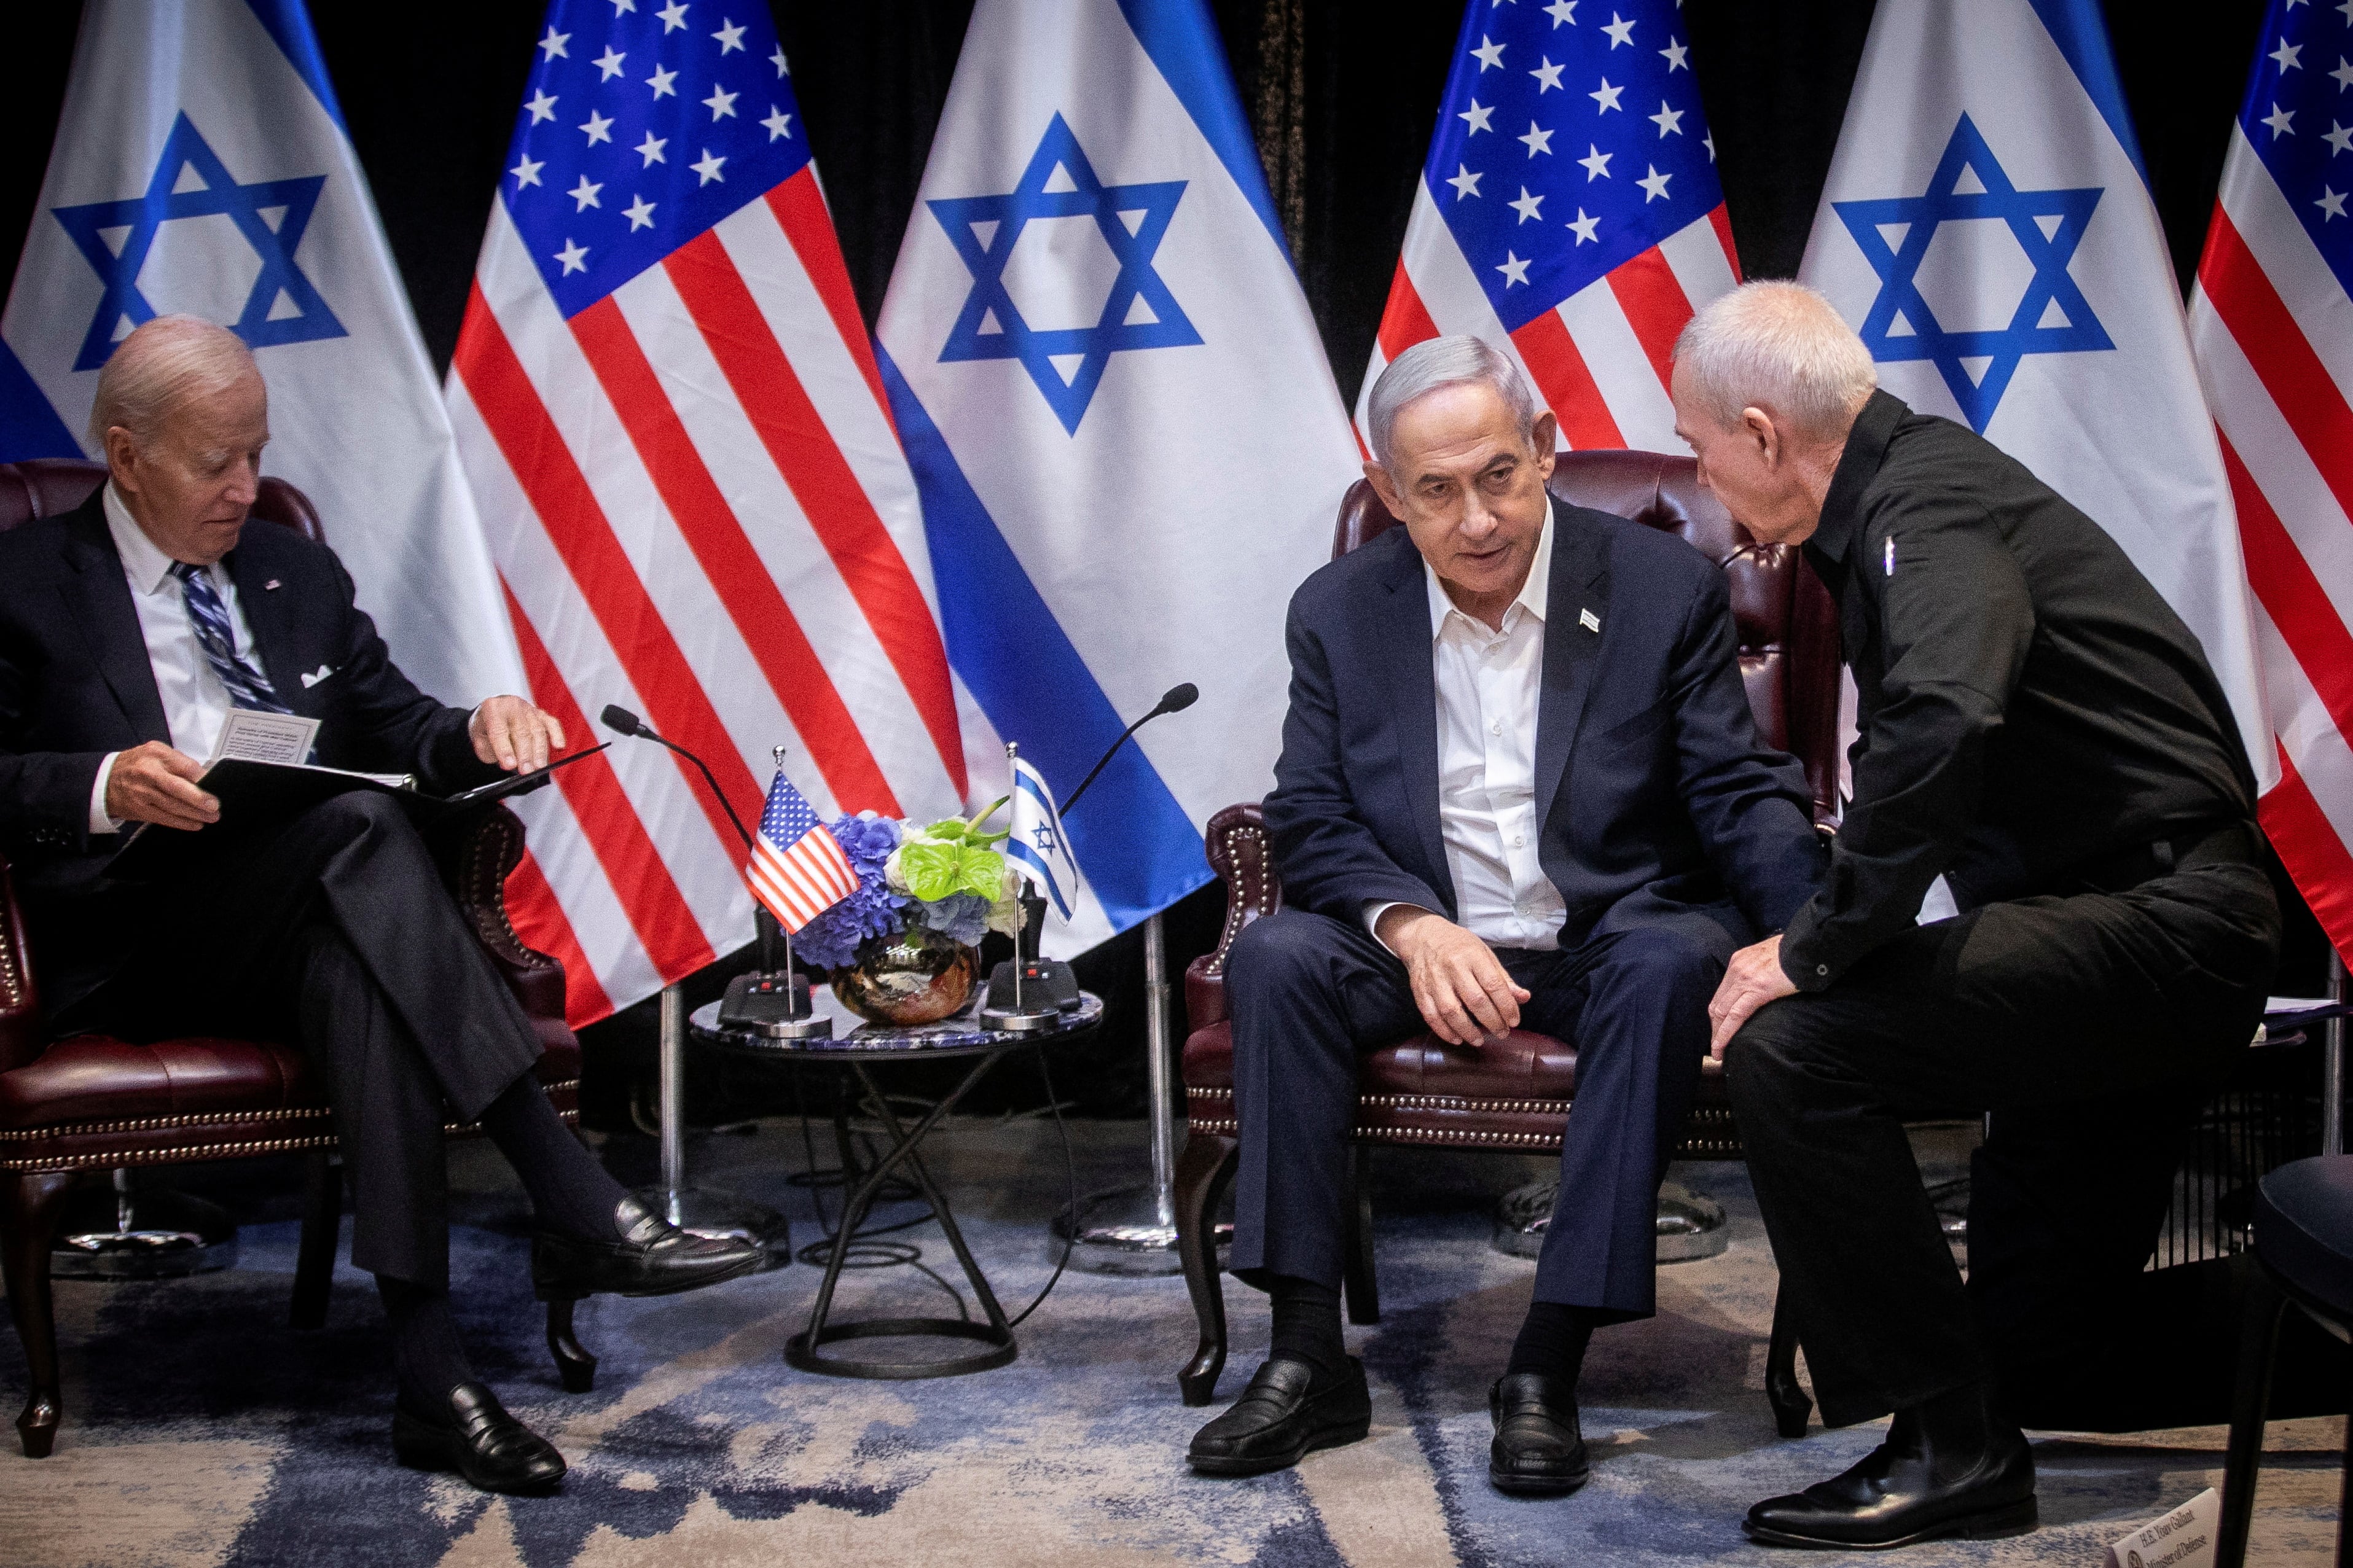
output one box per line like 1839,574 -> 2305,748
1675,281 -> 2281,1550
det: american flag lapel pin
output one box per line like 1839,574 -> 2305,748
264,578 -> 281,590
1883,536 -> 1895,576
1580,607 -> 1600,633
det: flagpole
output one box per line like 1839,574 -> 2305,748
1052,910 -> 1188,1275
634,979 -> 790,1265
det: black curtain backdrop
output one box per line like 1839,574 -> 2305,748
2,1 -> 2324,1114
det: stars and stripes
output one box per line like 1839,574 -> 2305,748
1358,0 -> 1738,453
746,769 -> 859,932
448,0 -> 965,1024
2189,0 -> 2353,961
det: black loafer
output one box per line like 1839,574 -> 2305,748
1489,1371 -> 1589,1496
391,1383 -> 566,1494
1188,1356 -> 1372,1476
532,1195 -> 764,1301
1744,1402 -> 2037,1549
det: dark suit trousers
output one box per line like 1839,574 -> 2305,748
57,792 -> 545,1290
1723,857 -> 2282,1430
1226,907 -> 1731,1316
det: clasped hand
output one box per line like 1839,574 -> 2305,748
1378,907 -> 1531,1046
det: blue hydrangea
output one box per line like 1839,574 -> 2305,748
792,813 -> 907,971
909,891 -> 992,946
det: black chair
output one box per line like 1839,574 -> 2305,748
2217,1154 -> 2353,1566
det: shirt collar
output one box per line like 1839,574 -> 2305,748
1425,512 -> 1553,639
1809,388 -> 1909,566
101,482 -> 186,595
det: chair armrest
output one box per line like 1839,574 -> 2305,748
0,849 -> 39,1072
1184,803 -> 1283,1033
443,805 -> 575,1048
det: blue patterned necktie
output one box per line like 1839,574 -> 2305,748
171,561 -> 292,714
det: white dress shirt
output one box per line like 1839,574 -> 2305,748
1368,520 -> 1568,952
86,484 -> 259,834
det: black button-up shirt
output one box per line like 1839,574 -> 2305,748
1778,390 -> 2257,991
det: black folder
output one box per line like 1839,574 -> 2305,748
106,744 -> 609,881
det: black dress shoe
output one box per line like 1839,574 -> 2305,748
1188,1356 -> 1372,1476
1489,1372 -> 1589,1496
532,1195 -> 764,1301
1744,1384 -> 2037,1550
391,1383 -> 566,1495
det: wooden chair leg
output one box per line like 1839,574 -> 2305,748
3,1171 -> 79,1457
289,1152 -> 340,1332
1765,1284 -> 1812,1440
546,1298 -> 597,1393
1342,1143 -> 1380,1325
2217,1262 -> 2286,1568
2338,1361 -> 2352,1568
1175,1129 -> 1239,1406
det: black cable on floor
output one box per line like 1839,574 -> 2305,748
1007,1045 -> 1078,1329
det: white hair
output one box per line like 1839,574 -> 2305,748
1672,279 -> 1877,441
1365,334 -> 1540,470
88,315 -> 259,451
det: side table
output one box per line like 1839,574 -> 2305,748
691,990 -> 1102,1378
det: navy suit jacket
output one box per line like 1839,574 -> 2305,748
0,493 -> 500,1012
1263,498 -> 1824,956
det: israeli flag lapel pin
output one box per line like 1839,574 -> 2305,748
1883,536 -> 1895,576
1579,607 -> 1600,633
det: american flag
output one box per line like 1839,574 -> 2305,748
1359,0 -> 1739,451
447,2 -> 965,1023
2188,0 -> 2353,962
748,769 -> 859,932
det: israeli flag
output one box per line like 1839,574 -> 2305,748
0,0 -> 522,709
877,0 -> 1362,954
1007,752 -> 1081,921
1799,0 -> 2271,783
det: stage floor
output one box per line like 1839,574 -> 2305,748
0,1115 -> 2340,1566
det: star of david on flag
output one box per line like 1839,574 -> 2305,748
1357,0 -> 1742,454
930,114 -> 1202,435
1834,115 -> 2111,432
1800,0 -> 2271,797
52,113 -> 345,372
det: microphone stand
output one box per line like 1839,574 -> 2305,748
1033,685 -> 1201,1277
600,708 -> 794,1265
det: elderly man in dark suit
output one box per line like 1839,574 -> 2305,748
0,316 -> 758,1494
1186,336 -> 1825,1497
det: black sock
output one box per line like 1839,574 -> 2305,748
1267,1274 -> 1347,1382
1506,1301 -> 1600,1386
378,1276 -> 477,1410
477,1074 -> 628,1242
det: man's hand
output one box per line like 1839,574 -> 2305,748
106,741 -> 217,831
471,696 -> 565,773
1379,906 -> 1532,1046
1708,933 -> 1798,1059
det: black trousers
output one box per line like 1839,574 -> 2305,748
1227,906 -> 1732,1316
58,792 -> 545,1289
1724,851 -> 2283,1430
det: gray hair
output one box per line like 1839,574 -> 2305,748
88,315 -> 259,451
1366,334 -> 1540,471
1671,279 -> 1877,442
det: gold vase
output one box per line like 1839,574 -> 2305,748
831,928 -> 981,1026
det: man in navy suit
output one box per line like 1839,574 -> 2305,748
1187,337 -> 1825,1496
0,317 -> 756,1492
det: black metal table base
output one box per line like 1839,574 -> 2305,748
791,1055 -> 1019,1379
785,1316 -> 1016,1379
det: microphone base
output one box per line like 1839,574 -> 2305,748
986,958 -> 1081,1013
981,1005 -> 1060,1033
718,971 -> 834,1039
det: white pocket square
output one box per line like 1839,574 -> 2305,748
300,665 -> 335,688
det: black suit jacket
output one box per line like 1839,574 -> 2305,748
1263,498 -> 1825,956
0,493 -> 499,1013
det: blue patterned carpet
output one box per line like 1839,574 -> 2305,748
1,1120 -> 2343,1566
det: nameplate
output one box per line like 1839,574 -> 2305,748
2105,1487 -> 2217,1568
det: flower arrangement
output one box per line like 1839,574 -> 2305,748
793,804 -> 1027,973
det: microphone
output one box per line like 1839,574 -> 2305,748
603,705 -> 828,1037
1061,682 -> 1199,814
600,705 -> 756,853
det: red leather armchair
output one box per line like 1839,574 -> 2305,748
0,459 -> 589,1459
1173,450 -> 1842,1435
